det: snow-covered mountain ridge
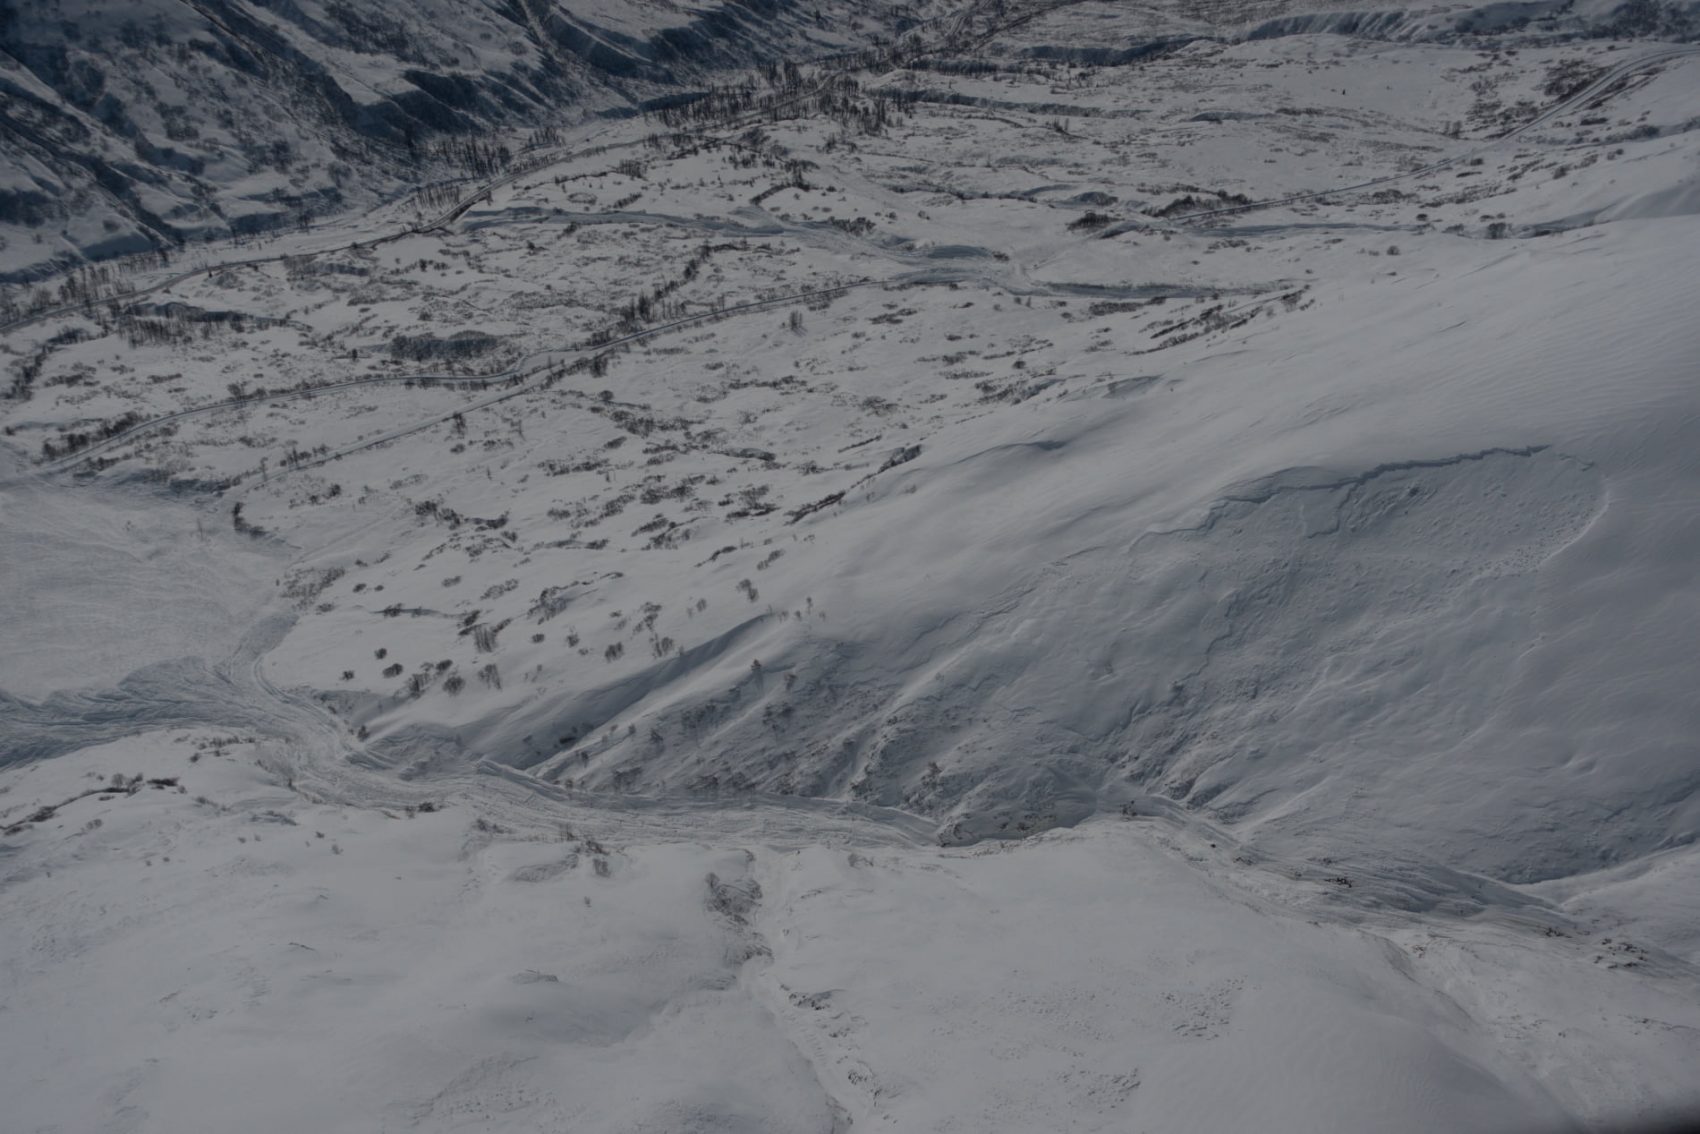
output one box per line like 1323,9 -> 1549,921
0,0 -> 951,280
3,0 -> 1694,281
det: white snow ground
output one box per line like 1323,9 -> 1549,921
4,1 -> 1700,1130
5,731 -> 1696,1133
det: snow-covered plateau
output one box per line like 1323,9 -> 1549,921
3,0 -> 1700,1129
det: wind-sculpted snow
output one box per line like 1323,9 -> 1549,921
524,445 -> 1618,878
0,657 -> 269,767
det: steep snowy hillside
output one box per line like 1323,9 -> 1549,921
4,0 -> 1700,1129
0,0 -> 948,280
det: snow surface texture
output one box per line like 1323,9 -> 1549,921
4,0 -> 1700,1129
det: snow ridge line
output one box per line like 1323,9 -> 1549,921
1150,445 -> 1556,537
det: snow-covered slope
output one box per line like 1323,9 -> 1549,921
4,1 -> 1700,1129
0,0 -> 948,281
6,729 -> 1698,1133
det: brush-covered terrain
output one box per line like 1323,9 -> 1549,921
4,0 -> 1700,1130
0,0 -> 949,280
